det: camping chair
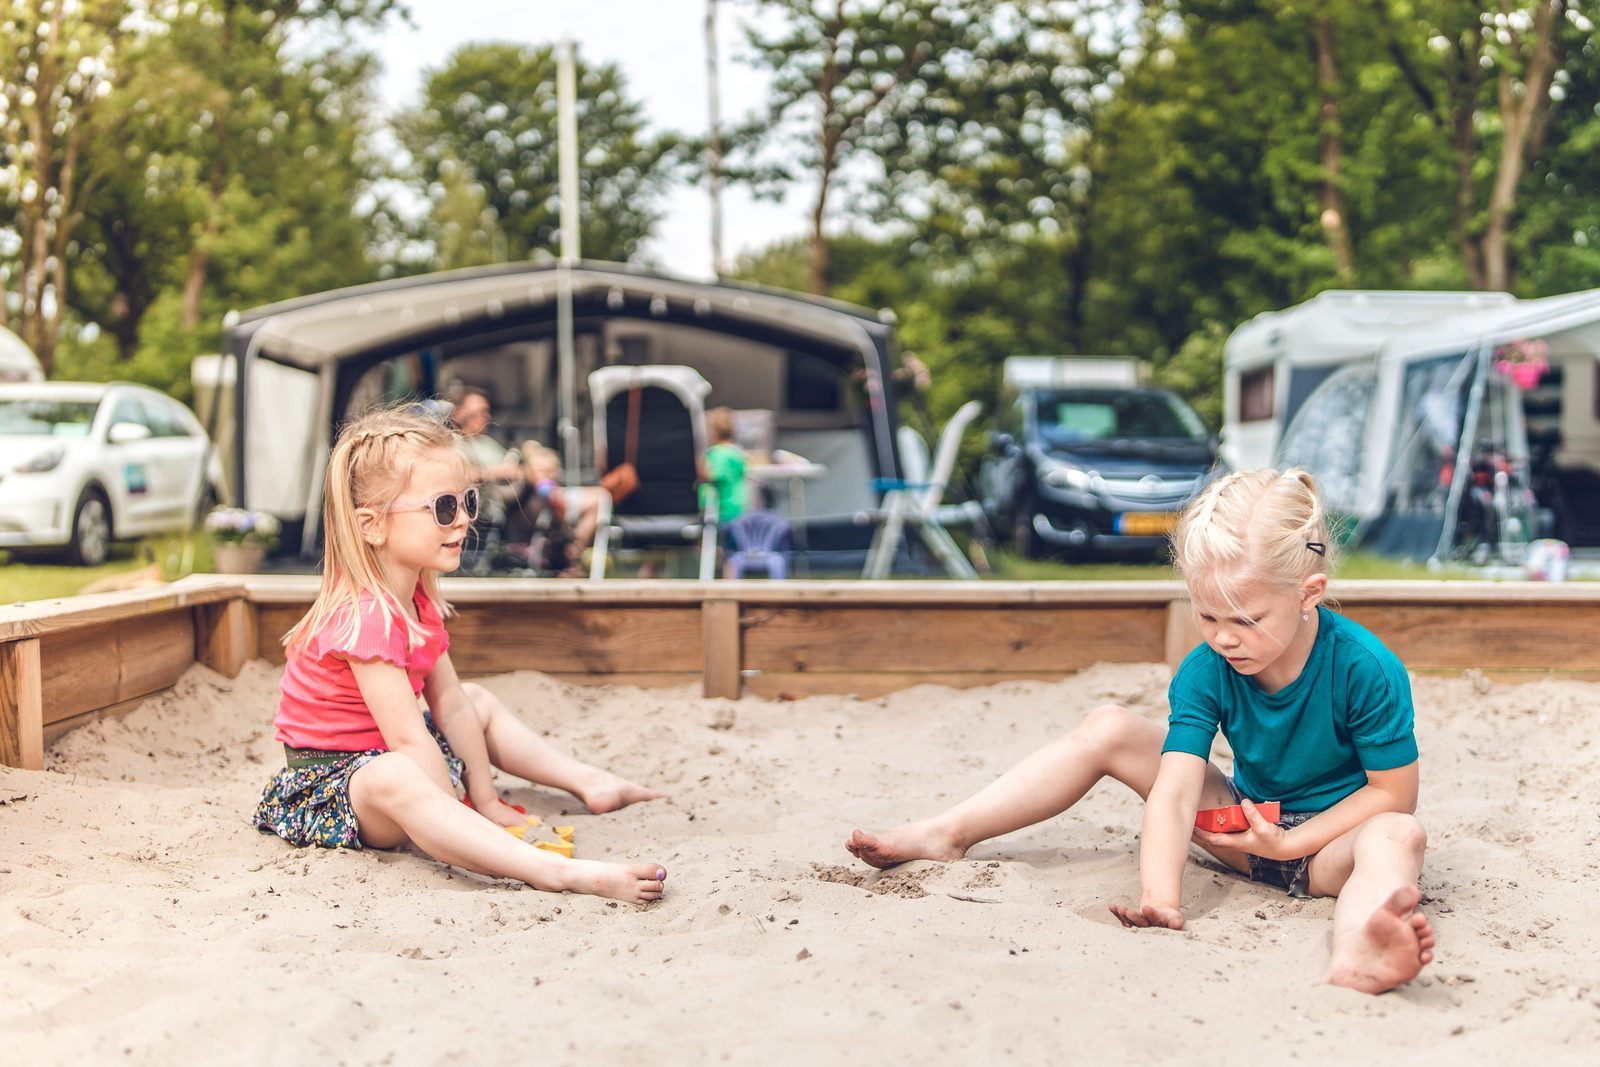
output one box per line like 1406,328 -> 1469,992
725,509 -> 793,579
862,400 -> 983,579
589,365 -> 719,579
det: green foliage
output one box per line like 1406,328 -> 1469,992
395,43 -> 681,266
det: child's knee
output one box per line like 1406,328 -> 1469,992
1365,812 -> 1427,858
460,682 -> 497,724
354,752 -> 435,808
1076,703 -> 1137,747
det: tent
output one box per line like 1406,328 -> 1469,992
1269,287 -> 1600,560
220,260 -> 906,558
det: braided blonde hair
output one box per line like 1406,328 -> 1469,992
284,406 -> 463,655
1171,468 -> 1334,615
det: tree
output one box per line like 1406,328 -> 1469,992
54,1 -> 398,383
0,0 -> 125,374
1369,0 -> 1585,291
396,43 -> 680,267
741,1 -> 1007,294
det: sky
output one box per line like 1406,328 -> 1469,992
349,0 -> 811,279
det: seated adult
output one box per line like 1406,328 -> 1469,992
450,386 -> 522,531
502,443 -> 601,576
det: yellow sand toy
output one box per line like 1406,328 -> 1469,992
554,825 -> 574,842
535,839 -> 574,858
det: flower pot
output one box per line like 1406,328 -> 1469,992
1495,358 -> 1547,390
213,542 -> 267,574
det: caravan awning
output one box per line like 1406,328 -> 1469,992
1374,287 -> 1600,365
224,260 -> 896,371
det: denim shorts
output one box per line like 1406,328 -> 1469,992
1224,776 -> 1317,898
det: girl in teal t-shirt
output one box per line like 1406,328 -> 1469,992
844,469 -> 1434,995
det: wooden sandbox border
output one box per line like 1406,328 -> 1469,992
3,575 -> 1596,770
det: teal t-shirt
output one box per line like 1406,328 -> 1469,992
700,443 -> 749,524
1162,606 -> 1418,812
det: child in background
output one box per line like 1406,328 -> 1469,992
700,407 -> 749,526
846,469 -> 1434,994
505,442 -> 600,574
253,406 -> 666,903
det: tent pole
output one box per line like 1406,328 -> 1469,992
1430,341 -> 1489,566
557,40 -> 582,486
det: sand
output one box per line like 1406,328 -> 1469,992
2,660 -> 1597,1065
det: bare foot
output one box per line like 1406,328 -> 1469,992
1325,885 -> 1435,994
845,823 -> 966,869
562,861 -> 668,904
576,772 -> 664,815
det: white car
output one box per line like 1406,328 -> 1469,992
0,381 -> 226,566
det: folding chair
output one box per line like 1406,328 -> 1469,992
588,365 -> 719,579
862,400 -> 983,579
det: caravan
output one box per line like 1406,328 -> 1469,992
1228,288 -> 1600,562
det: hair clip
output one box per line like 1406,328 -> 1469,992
1306,541 -> 1326,556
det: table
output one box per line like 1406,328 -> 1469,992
746,462 -> 828,576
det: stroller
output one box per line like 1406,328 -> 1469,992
589,365 -> 719,579
495,481 -> 579,576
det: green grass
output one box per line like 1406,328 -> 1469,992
985,549 -> 1479,582
0,537 -> 217,605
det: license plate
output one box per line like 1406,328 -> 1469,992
1116,511 -> 1176,535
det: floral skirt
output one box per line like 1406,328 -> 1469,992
253,713 -> 464,849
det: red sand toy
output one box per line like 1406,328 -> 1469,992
1194,801 -> 1281,833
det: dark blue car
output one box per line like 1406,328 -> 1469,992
979,385 -> 1220,559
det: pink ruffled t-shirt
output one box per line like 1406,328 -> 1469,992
274,586 -> 449,751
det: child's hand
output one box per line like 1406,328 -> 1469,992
1108,901 -> 1184,930
476,795 -> 530,829
1191,798 -> 1291,859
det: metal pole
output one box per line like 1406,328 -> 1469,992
706,0 -> 725,276
1430,341 -> 1489,566
557,40 -> 581,486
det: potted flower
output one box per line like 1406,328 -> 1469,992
1494,338 -> 1549,390
204,506 -> 281,574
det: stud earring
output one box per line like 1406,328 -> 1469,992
1302,612 -> 1309,621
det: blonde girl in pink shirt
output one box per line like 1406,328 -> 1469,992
254,406 -> 666,904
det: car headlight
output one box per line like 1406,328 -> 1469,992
1041,461 -> 1093,491
15,447 -> 65,473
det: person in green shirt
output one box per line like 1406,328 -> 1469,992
844,469 -> 1434,995
699,406 -> 749,526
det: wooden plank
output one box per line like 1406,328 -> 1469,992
741,604 -> 1166,673
240,575 -> 1192,606
744,670 -> 1082,701
447,605 -> 702,674
1342,603 -> 1600,671
254,603 -> 302,663
701,600 -> 741,699
0,575 -> 242,642
253,600 -> 703,675
0,639 -> 43,769
37,613 -> 194,725
526,672 -> 700,690
1165,599 -> 1200,670
195,599 -> 255,679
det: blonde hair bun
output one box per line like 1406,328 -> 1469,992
1171,467 -> 1333,598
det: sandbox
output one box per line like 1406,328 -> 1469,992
1,580 -> 1596,1063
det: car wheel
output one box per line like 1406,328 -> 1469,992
67,489 -> 112,567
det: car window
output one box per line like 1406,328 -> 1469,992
144,396 -> 194,438
1035,389 -> 1207,445
108,393 -> 152,432
0,398 -> 99,436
